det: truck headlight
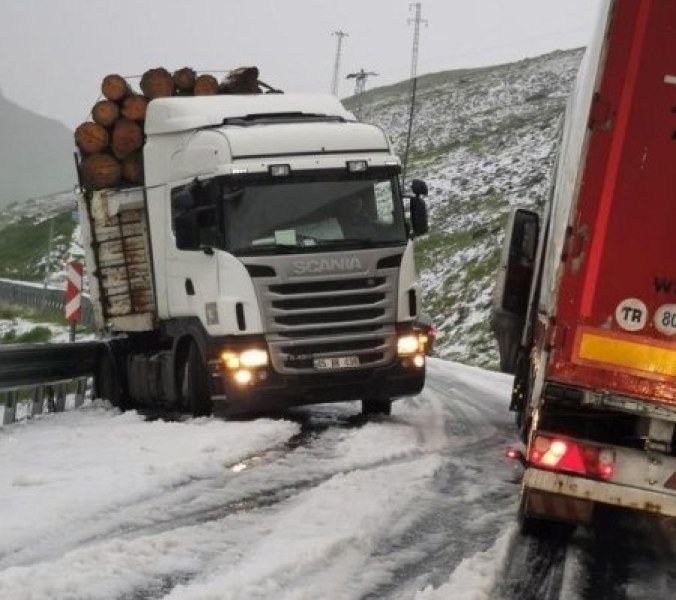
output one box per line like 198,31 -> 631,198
220,348 -> 268,369
239,349 -> 268,368
397,334 -> 419,356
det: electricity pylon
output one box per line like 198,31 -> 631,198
346,69 -> 378,119
330,30 -> 349,96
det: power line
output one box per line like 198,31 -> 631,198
330,30 -> 349,96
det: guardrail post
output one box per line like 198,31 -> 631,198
2,390 -> 18,425
74,378 -> 88,408
46,385 -> 56,412
55,384 -> 67,412
31,386 -> 46,417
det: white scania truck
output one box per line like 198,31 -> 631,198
80,93 -> 430,416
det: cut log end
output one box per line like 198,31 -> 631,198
173,67 -> 197,92
74,122 -> 110,155
121,152 -> 144,185
193,74 -> 219,96
121,94 -> 149,121
140,67 -> 175,99
91,100 -> 120,128
101,74 -> 130,101
111,119 -> 144,159
81,153 -> 122,190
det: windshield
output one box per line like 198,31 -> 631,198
217,175 -> 407,255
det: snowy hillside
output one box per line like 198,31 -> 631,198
0,49 -> 583,368
345,48 -> 583,368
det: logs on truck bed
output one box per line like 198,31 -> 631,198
193,74 -> 219,96
101,74 -> 130,101
121,152 -> 144,185
140,67 -> 175,99
173,67 -> 196,93
121,94 -> 148,121
111,119 -> 144,159
77,65 -> 273,190
75,122 -> 109,155
80,153 -> 122,189
219,66 -> 261,94
91,100 -> 120,128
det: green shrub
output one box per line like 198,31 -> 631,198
1,326 -> 52,345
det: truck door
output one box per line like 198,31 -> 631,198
165,182 -> 220,320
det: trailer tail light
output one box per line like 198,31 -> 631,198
528,434 -> 616,481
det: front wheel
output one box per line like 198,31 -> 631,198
362,397 -> 392,416
180,342 -> 212,417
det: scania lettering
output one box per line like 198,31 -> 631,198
290,257 -> 364,276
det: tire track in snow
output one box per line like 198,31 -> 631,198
360,364 -> 522,599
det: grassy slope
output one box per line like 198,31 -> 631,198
0,211 -> 76,280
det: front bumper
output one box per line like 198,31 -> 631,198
211,358 -> 425,416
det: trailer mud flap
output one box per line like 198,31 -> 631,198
524,488 -> 594,524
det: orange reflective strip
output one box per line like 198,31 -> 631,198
579,332 -> 676,377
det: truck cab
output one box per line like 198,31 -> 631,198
81,94 -> 429,416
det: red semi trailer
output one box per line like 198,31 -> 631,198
492,0 -> 676,528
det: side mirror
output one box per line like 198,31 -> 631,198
410,195 -> 429,236
411,179 -> 428,197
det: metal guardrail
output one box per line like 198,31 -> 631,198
0,341 -> 102,426
0,279 -> 94,327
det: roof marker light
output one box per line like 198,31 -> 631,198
346,160 -> 368,172
269,164 -> 291,177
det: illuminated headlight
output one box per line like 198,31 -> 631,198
239,349 -> 268,368
346,160 -> 368,172
232,166 -> 249,174
269,164 -> 291,177
220,348 -> 268,370
397,334 -> 419,356
234,369 -> 253,385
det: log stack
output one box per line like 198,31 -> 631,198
75,66 -> 265,190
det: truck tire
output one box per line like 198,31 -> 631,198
95,350 -> 126,409
180,342 -> 212,417
362,397 -> 392,416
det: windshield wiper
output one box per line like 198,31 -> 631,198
234,244 -> 303,256
315,239 -> 405,249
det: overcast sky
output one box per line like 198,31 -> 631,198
0,0 -> 602,129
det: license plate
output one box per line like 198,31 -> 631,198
313,356 -> 360,370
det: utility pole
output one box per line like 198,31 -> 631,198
330,30 -> 349,96
402,3 -> 428,190
346,69 -> 378,119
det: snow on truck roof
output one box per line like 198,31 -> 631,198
144,93 -> 357,135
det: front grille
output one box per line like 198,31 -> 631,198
275,308 -> 383,327
254,269 -> 399,374
269,277 -> 386,295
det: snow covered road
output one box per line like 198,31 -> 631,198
0,358 -> 673,599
